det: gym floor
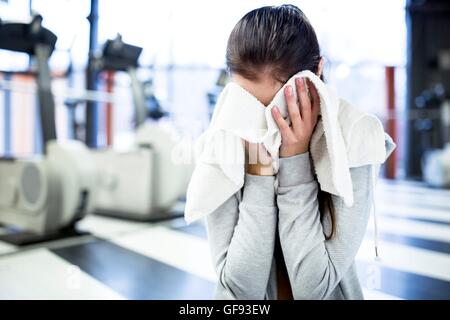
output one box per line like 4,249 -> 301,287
0,178 -> 449,300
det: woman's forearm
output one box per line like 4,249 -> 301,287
276,152 -> 372,299
206,174 -> 277,299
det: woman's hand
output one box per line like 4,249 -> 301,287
271,77 -> 320,158
244,141 -> 274,176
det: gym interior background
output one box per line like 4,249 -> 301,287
0,0 -> 449,300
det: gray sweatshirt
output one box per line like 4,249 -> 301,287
206,151 -> 374,300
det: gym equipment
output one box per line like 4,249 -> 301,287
418,84 -> 450,187
0,15 -> 97,243
67,35 -> 190,221
422,143 -> 450,188
405,0 -> 450,178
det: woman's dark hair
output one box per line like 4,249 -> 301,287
226,4 -> 322,82
226,4 -> 335,239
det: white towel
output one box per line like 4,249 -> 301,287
185,70 -> 396,226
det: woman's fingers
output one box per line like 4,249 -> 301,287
306,79 -> 320,121
271,106 -> 295,140
257,143 -> 272,165
245,142 -> 271,165
296,77 -> 312,125
284,85 -> 302,131
306,78 -> 319,106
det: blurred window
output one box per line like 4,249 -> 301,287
0,0 -> 406,155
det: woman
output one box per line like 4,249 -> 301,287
206,5 -> 378,300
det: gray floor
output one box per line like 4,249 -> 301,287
0,179 -> 449,300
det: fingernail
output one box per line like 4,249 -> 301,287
298,78 -> 304,90
286,86 -> 292,96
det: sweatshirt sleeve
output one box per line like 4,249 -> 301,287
276,152 -> 373,299
206,174 -> 277,299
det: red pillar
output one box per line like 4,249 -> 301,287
385,66 -> 397,179
105,71 -> 114,146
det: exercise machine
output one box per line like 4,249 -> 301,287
67,35 -> 190,220
417,84 -> 450,187
0,15 -> 97,244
